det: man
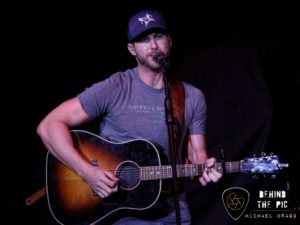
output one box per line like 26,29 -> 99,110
37,9 -> 222,224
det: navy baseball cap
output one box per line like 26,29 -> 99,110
127,10 -> 169,42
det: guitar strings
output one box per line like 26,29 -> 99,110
103,162 -> 264,178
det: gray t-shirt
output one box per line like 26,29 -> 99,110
78,67 -> 206,156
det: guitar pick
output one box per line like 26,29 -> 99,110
222,187 -> 250,220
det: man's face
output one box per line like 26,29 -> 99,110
128,32 -> 172,70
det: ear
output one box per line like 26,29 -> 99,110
168,35 -> 173,47
127,43 -> 136,56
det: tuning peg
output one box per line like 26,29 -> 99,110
252,175 -> 259,179
270,152 -> 274,156
261,152 -> 266,156
279,163 -> 289,169
271,174 -> 277,179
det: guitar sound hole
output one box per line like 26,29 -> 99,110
116,161 -> 140,190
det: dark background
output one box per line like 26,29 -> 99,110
1,1 -> 299,225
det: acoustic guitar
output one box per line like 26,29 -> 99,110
46,130 -> 288,225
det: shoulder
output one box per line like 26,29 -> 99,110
106,67 -> 137,84
79,67 -> 137,96
182,81 -> 205,99
83,67 -> 136,91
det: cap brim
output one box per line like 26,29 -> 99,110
129,27 -> 169,42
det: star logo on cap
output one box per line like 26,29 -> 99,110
138,13 -> 155,27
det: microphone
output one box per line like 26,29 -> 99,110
152,51 -> 170,70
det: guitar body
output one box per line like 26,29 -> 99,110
46,130 -> 170,225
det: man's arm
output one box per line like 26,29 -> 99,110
186,134 -> 222,186
37,97 -> 118,197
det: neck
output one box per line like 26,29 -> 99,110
137,66 -> 165,89
139,161 -> 242,181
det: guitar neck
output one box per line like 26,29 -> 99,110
140,161 -> 240,181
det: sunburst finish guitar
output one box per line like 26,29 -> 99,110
46,130 -> 288,225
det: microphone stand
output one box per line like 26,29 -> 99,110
162,68 -> 181,225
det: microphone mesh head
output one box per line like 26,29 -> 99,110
152,51 -> 165,63
152,51 -> 170,70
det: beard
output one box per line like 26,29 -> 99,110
135,52 -> 162,72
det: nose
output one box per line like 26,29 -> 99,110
149,38 -> 158,49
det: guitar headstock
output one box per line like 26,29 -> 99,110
240,153 -> 289,174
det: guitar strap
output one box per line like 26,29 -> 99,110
166,79 -> 187,205
169,79 -> 185,162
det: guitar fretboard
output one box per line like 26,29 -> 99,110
140,162 -> 241,180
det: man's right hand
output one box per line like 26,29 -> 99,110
84,166 -> 119,198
